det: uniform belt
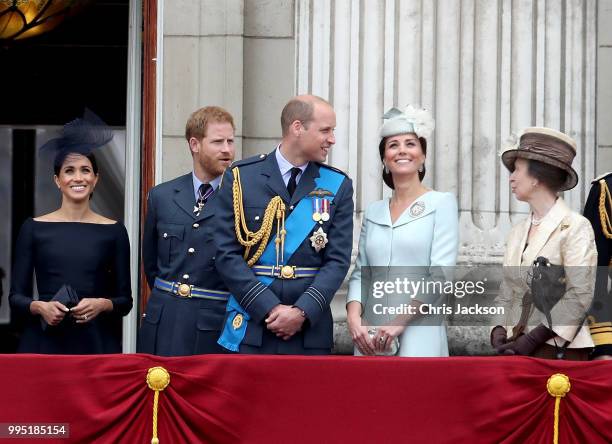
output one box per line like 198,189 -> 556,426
154,277 -> 230,301
251,265 -> 319,279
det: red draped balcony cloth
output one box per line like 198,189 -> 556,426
0,355 -> 611,443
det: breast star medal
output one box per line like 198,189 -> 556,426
309,227 -> 329,252
409,201 -> 426,217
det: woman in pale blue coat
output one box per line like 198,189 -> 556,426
346,106 -> 459,357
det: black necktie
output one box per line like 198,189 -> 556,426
198,183 -> 213,204
287,167 -> 301,197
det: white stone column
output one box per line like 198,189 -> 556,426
599,0 -> 612,173
242,0 -> 295,156
296,0 -> 598,264
161,0 -> 245,181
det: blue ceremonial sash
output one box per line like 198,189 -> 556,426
216,296 -> 251,352
218,167 -> 345,351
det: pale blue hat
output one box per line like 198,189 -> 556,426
380,105 -> 435,140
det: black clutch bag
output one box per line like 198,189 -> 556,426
40,284 -> 80,331
528,256 -> 590,359
529,256 -> 566,329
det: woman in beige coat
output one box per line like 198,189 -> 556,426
491,127 -> 597,360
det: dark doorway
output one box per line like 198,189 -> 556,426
0,0 -> 129,126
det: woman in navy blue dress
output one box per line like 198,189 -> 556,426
9,111 -> 132,354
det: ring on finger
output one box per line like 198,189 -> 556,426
84,314 -> 88,320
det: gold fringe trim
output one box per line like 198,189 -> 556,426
599,179 -> 612,239
589,331 -> 612,346
232,167 -> 286,266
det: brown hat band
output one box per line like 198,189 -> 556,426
519,133 -> 576,165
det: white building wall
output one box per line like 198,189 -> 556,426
160,0 -> 296,180
599,0 -> 612,173
161,0 -> 246,181
243,0 -> 295,156
296,0 -> 598,264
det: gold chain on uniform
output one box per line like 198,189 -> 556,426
599,179 -> 612,240
232,167 -> 287,266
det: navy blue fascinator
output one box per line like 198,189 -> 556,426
39,109 -> 113,169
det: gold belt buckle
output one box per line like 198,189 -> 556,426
280,265 -> 296,279
177,283 -> 192,297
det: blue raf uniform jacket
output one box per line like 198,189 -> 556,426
138,173 -> 228,356
213,152 -> 354,354
584,172 -> 612,357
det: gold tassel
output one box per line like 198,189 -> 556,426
146,367 -> 171,444
232,167 -> 287,267
546,373 -> 571,444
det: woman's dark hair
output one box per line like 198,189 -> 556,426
526,159 -> 567,193
53,151 -> 99,176
379,135 -> 427,189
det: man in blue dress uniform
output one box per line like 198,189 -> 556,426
138,106 -> 236,356
584,171 -> 612,359
214,95 -> 354,355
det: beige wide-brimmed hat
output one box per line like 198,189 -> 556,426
501,127 -> 578,191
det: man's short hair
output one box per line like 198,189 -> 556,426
185,106 -> 235,141
280,96 -> 330,136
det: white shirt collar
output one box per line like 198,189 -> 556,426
192,172 -> 222,200
275,144 -> 308,186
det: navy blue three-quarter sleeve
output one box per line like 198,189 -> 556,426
109,223 -> 133,316
9,218 -> 35,318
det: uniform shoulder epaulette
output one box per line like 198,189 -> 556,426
230,153 -> 268,169
316,162 -> 349,178
592,171 -> 612,184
